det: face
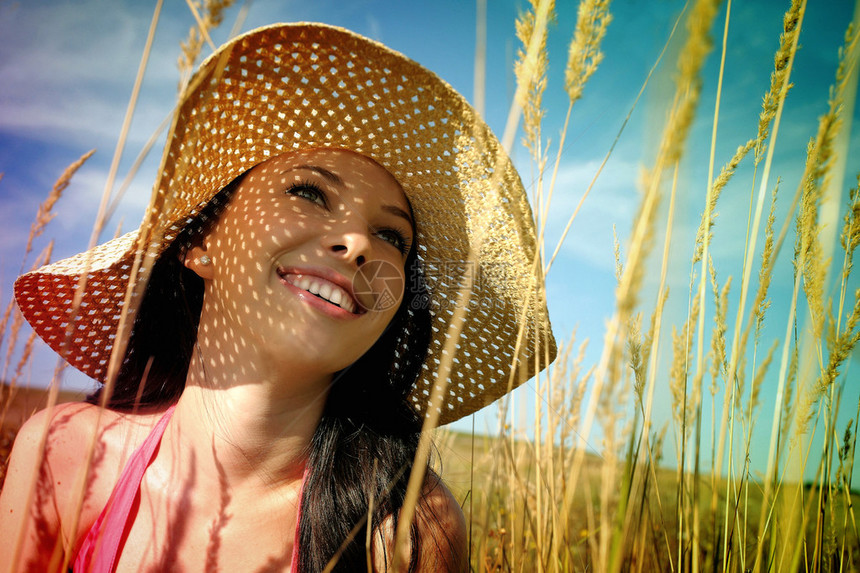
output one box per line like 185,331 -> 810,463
185,148 -> 414,381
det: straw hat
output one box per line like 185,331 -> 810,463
14,23 -> 555,425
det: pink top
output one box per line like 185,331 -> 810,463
73,406 -> 303,572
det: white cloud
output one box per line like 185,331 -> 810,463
535,156 -> 642,273
0,1 -> 192,150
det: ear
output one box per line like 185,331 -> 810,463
183,243 -> 215,280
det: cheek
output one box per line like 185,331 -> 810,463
249,204 -> 318,247
353,260 -> 406,313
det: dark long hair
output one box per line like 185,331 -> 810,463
298,254 -> 433,572
93,173 -> 450,571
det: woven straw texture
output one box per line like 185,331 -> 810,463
14,23 -> 555,425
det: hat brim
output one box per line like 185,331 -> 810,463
14,23 -> 556,425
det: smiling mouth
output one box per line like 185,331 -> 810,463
276,268 -> 362,314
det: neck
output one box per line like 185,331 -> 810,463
167,342 -> 330,492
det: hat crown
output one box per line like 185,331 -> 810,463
14,23 -> 555,425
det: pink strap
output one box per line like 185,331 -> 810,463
74,406 -> 304,573
74,406 -> 176,573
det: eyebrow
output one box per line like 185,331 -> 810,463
286,164 -> 344,186
382,204 -> 414,229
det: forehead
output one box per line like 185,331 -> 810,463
248,148 -> 408,204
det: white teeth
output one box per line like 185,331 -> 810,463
286,273 -> 356,313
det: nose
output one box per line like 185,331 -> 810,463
322,223 -> 371,267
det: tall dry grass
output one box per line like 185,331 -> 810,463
1,1 -> 859,572
439,0 -> 860,572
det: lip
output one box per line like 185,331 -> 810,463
276,265 -> 366,318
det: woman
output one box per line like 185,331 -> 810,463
0,23 -> 554,572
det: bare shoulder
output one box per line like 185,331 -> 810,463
4,401 -> 127,491
0,402 -> 165,571
1,401 -> 101,492
372,472 -> 468,573
415,472 -> 467,572
37,402 -> 165,522
0,402 -> 99,571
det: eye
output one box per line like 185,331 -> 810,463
375,227 -> 411,255
285,180 -> 328,207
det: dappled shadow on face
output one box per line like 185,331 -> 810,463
26,149 -> 412,570
187,149 -> 410,398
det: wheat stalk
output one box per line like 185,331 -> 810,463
754,15 -> 860,572
515,0 -> 553,160
0,149 -> 95,370
561,6 -> 720,570
178,0 -> 236,90
711,6 -> 805,552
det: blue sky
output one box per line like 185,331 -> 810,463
1,0 -> 858,480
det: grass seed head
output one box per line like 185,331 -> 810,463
564,0 -> 612,105
515,0 -> 555,157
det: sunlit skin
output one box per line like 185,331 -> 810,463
0,149 -> 466,572
177,149 -> 413,457
185,147 -> 412,397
